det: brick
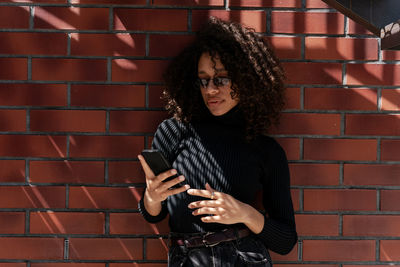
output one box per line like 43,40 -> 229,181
110,111 -> 168,133
0,186 -> 65,209
382,50 -> 400,61
380,240 -> 400,261
296,214 -> 339,236
284,88 -> 300,110
0,58 -> 27,80
271,12 -> 344,34
30,211 -> 104,234
108,161 -> 145,184
71,0 -> 145,4
192,10 -> 266,32
305,0 -> 330,8
382,89 -> 400,111
149,34 -> 195,57
0,238 -> 63,259
112,59 -> 169,82
71,84 -> 145,108
346,114 -> 400,136
0,6 -> 29,29
343,215 -> 400,236
282,62 -> 342,85
270,243 -> 298,261
0,84 -> 67,107
0,33 -> 67,55
69,186 -> 143,209
304,138 -> 377,161
0,135 -> 66,158
147,137 -> 154,149
381,140 -> 400,161
30,161 -> 104,184
344,164 -> 400,186
348,19 -> 375,35
381,190 -> 400,211
69,238 -> 142,260
9,0 -> 66,2
304,189 -> 376,211
30,110 -> 106,133
0,263 -> 26,267
290,163 -> 339,186
0,160 -> 25,182
71,33 -> 146,57
114,9 -> 187,31
303,240 -> 375,261
305,88 -> 377,111
291,189 -> 300,212
347,63 -> 400,86
34,7 -> 108,30
146,238 -> 168,260
272,113 -> 341,135
148,85 -> 165,108
32,58 -> 107,81
152,0 -> 222,6
305,37 -> 378,60
110,213 -> 169,235
276,138 -> 300,161
230,0 -> 301,7
266,36 -> 302,60
32,264 -> 105,267
0,110 -> 26,131
69,136 -> 144,158
0,212 -> 25,234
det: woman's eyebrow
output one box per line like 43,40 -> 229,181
198,69 -> 227,75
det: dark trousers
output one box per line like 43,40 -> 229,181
168,235 -> 272,267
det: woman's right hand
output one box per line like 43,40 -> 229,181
138,155 -> 190,213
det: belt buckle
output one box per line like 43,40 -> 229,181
202,232 -> 220,247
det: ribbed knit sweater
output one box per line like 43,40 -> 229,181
139,106 -> 297,255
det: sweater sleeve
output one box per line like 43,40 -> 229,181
256,137 -> 298,255
138,118 -> 184,223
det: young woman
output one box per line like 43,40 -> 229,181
138,17 -> 297,266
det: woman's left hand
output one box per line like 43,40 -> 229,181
187,183 -> 264,233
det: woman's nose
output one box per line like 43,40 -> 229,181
203,83 -> 219,94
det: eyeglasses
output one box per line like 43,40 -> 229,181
198,77 -> 231,89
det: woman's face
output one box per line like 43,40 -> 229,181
197,52 -> 239,116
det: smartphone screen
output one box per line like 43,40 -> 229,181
141,149 -> 181,186
141,149 -> 172,176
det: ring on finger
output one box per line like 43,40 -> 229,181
210,191 -> 215,200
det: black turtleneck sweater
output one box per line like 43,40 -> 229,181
138,106 -> 297,255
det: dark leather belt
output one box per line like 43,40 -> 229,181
169,227 -> 251,248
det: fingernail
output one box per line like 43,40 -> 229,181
187,189 -> 193,193
171,169 -> 177,175
179,176 -> 185,181
185,184 -> 190,189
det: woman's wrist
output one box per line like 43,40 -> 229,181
143,189 -> 162,216
242,203 -> 265,234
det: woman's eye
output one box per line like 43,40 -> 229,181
216,77 -> 230,85
199,78 -> 208,87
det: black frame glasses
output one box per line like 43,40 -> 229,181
197,77 -> 231,89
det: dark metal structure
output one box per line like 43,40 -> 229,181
322,0 -> 400,50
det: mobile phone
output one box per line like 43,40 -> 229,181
141,149 -> 180,185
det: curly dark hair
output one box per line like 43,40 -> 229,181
163,17 -> 286,140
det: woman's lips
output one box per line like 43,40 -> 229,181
207,99 -> 223,106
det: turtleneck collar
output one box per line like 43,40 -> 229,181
208,105 -> 246,128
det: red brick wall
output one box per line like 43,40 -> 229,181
0,0 -> 399,266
